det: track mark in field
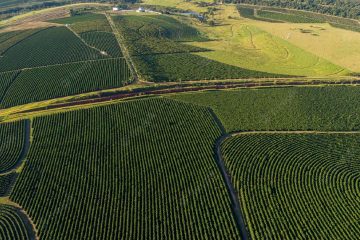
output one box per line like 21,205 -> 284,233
244,26 -> 258,50
66,26 -> 109,56
0,119 -> 31,175
209,109 -> 250,240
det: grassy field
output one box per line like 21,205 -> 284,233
185,5 -> 348,77
169,86 -> 360,132
113,14 -> 286,82
11,98 -> 240,239
249,20 -> 360,73
222,133 -> 360,239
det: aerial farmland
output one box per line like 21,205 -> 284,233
0,0 -> 359,239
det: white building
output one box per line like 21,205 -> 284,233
112,7 -> 119,11
136,7 -> 145,13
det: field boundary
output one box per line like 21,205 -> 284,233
105,13 -> 139,82
0,119 -> 30,175
219,129 -> 360,239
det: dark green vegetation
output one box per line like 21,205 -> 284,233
0,121 -> 25,173
0,58 -> 131,108
0,205 -> 31,240
80,32 -> 123,57
222,133 -> 360,239
0,27 -> 106,72
170,86 -> 360,132
232,0 -> 360,20
113,14 -> 287,82
0,29 -> 41,55
237,4 -> 360,32
133,53 -> 284,82
0,173 -> 17,197
11,98 -> 240,239
51,13 -> 112,33
0,71 -> 19,101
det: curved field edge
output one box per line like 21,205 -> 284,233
0,204 -> 37,240
221,133 -> 360,239
9,98 -> 241,239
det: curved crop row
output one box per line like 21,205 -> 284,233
0,121 -> 25,173
221,133 -> 360,239
11,98 -> 240,239
0,205 -> 31,240
0,173 -> 17,197
1,58 -> 131,108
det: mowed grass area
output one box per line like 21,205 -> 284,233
186,5 -> 348,77
169,86 -> 360,132
222,134 -> 360,239
249,20 -> 360,73
11,98 -> 240,239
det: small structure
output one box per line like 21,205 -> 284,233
136,7 -> 145,13
112,7 -> 119,11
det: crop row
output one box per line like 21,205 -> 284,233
169,86 -> 360,132
0,205 -> 31,240
0,121 -> 25,173
11,98 -> 241,239
1,58 -> 131,108
113,14 -> 286,82
51,13 -> 112,33
0,28 -> 41,55
221,133 -> 360,239
0,173 -> 17,197
80,31 -> 123,58
0,27 -> 106,72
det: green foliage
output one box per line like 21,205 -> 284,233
11,98 -> 240,239
222,133 -> 360,239
169,86 -> 360,132
0,121 -> 25,173
133,53 -> 287,82
0,71 -> 20,101
114,14 -> 287,81
0,173 -> 17,197
257,10 -> 322,23
0,27 -> 106,72
0,29 -> 41,55
80,31 -> 123,57
1,58 -> 131,108
51,13 -> 112,33
0,204 -> 31,240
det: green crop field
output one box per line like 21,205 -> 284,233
222,133 -> 360,239
0,173 -> 17,197
80,32 -> 123,57
0,71 -> 19,101
0,27 -> 106,72
170,86 -> 360,132
10,98 -> 240,239
113,14 -> 288,81
0,205 -> 31,240
0,29 -> 41,55
1,58 -> 131,108
1,1 -> 360,238
0,121 -> 25,173
51,13 -> 113,33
